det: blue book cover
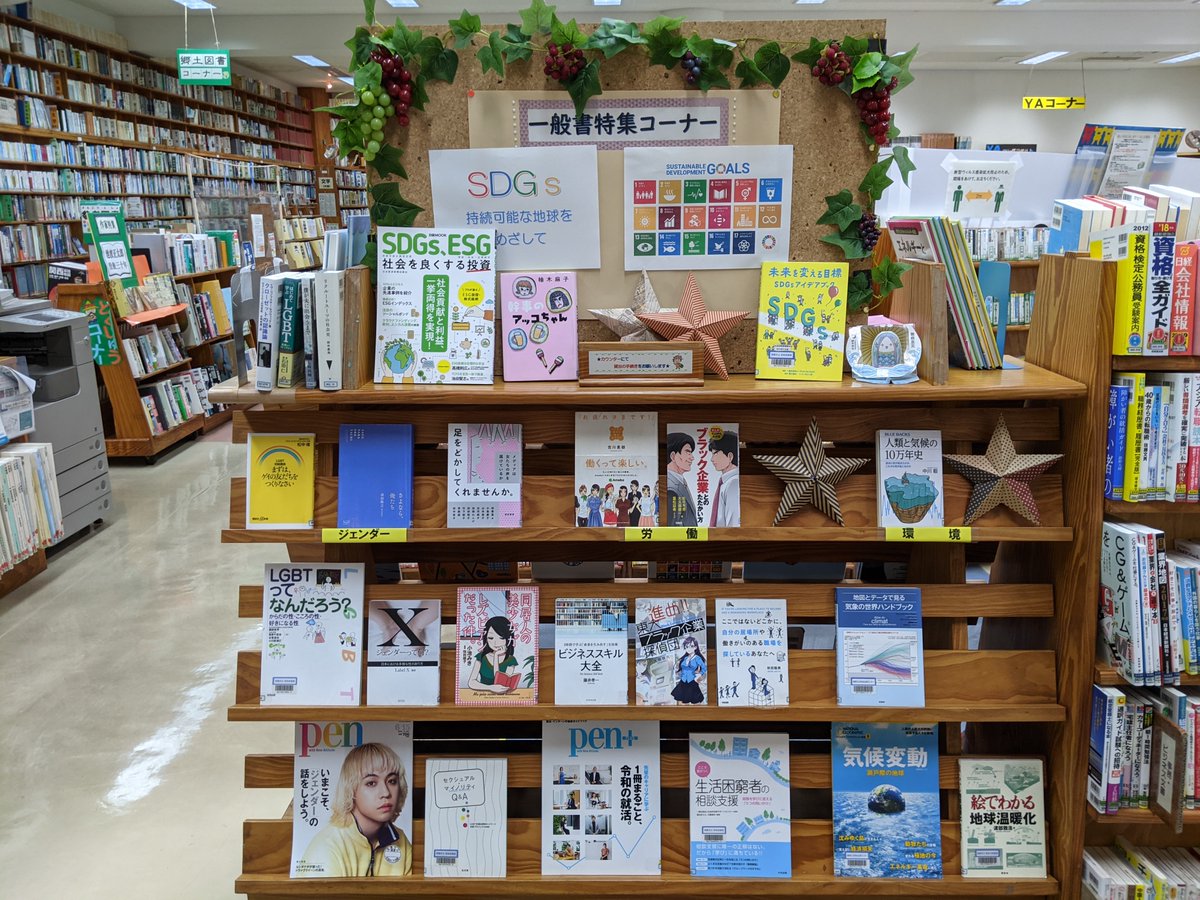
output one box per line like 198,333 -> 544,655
1105,385 -> 1130,500
832,723 -> 942,878
977,261 -> 1010,357
337,424 -> 414,527
1047,202 -> 1084,255
835,587 -> 924,707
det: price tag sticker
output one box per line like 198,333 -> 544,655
884,526 -> 972,543
321,528 -> 409,543
623,527 -> 709,542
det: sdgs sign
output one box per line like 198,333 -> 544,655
429,146 -> 601,271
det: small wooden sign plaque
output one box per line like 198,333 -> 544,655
578,341 -> 705,387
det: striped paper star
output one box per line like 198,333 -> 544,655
754,418 -> 869,526
635,272 -> 747,380
944,415 -> 1062,525
592,271 -> 676,343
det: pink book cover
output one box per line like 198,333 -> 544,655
499,272 -> 578,381
455,586 -> 539,706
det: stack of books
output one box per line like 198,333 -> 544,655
0,443 -> 62,566
255,270 -> 345,391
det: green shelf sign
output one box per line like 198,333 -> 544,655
177,48 -> 231,86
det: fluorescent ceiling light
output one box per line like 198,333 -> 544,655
794,0 -> 828,4
1019,51 -> 1069,65
172,0 -> 216,9
293,54 -> 330,67
383,0 -> 421,7
1160,51 -> 1200,64
339,76 -> 354,85
593,0 -> 622,6
994,0 -> 1033,6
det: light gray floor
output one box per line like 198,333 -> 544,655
0,427 -> 289,899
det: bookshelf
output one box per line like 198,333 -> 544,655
300,86 -> 368,227
210,329 -> 1091,896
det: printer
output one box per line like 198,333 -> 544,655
0,298 -> 111,541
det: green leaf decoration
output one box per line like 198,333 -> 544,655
821,224 -> 869,259
389,23 -> 427,61
363,0 -> 376,26
372,182 -> 423,227
753,42 -> 790,88
685,36 -> 734,70
858,158 -> 894,201
847,270 -> 873,312
551,17 -> 588,51
519,0 -> 556,37
887,121 -> 901,143
370,143 -> 407,181
696,65 -> 731,92
409,73 -> 430,111
816,189 -> 862,230
501,24 -> 534,62
853,51 -> 884,81
331,117 -> 363,155
354,61 -> 382,93
840,35 -> 870,58
790,36 -> 826,68
360,238 -> 376,276
565,59 -> 603,117
586,18 -> 645,58
889,45 -> 918,93
345,27 -> 374,70
646,29 -> 685,68
477,30 -> 506,78
449,10 -> 482,48
423,46 -> 459,83
734,58 -> 767,88
890,145 -> 916,185
872,257 -> 911,298
641,15 -> 684,38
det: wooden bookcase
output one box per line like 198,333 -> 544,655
211,336 -> 1096,897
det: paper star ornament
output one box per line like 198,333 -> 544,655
943,415 -> 1063,525
754,418 -> 869,526
592,271 -> 676,343
635,272 -> 747,380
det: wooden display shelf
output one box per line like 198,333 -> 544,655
0,547 -> 46,599
187,332 -> 234,351
1111,355 -> 1200,371
123,303 -> 188,326
133,357 -> 193,383
1086,806 -> 1200,826
201,408 -> 233,433
173,266 -> 237,281
0,252 -> 86,266
1093,663 -> 1200,687
106,413 -> 203,458
1103,498 -> 1200,515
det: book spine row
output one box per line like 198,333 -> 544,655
1107,373 -> 1200,503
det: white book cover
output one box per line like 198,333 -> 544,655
366,600 -> 441,706
255,272 -> 285,391
554,598 -> 629,706
876,429 -> 944,528
261,563 -> 365,706
635,597 -> 707,705
291,721 -> 414,878
575,412 -> 658,528
688,732 -> 791,878
959,758 -> 1047,878
835,586 -> 925,707
447,423 -> 522,528
666,422 -> 739,527
374,227 -> 496,385
714,598 -> 789,706
424,758 -> 507,877
314,269 -> 343,390
542,721 -> 661,875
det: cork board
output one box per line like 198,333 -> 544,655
381,18 -> 885,374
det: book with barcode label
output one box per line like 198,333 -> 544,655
261,563 -> 364,706
366,600 -> 441,706
835,586 -> 925,708
423,758 -> 507,877
958,757 -> 1046,878
833,723 -> 942,878
688,732 -> 791,877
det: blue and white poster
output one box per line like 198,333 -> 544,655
832,723 -> 942,879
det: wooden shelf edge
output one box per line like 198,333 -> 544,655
1104,498 -> 1200,515
1111,355 -> 1200,372
1093,663 -> 1200,687
122,302 -> 188,326
133,357 -> 193,383
106,414 -> 203,457
201,408 -> 233,433
1087,805 -> 1200,825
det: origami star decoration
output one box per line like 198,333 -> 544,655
754,418 -> 869,526
592,271 -> 676,343
943,415 -> 1063,525
636,272 -> 747,380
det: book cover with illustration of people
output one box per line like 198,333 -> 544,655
714,598 -> 789,706
500,272 -> 578,381
455,586 -> 539,705
635,597 -> 707,706
542,721 -> 661,875
291,721 -> 414,878
665,422 -> 740,527
261,563 -> 364,706
574,412 -> 658,528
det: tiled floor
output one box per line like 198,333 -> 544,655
0,426 -> 290,898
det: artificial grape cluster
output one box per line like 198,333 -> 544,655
855,77 -> 898,146
680,50 -> 703,86
811,42 -> 851,85
372,47 -> 414,127
857,212 -> 881,252
544,42 -> 585,83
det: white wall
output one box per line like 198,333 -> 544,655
895,68 -> 1200,153
32,0 -> 117,35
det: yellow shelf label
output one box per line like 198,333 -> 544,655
321,528 -> 409,543
623,526 -> 709,542
1021,96 -> 1086,111
885,526 -> 972,543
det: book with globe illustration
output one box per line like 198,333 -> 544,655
835,587 -> 924,707
958,757 -> 1046,878
374,227 -> 496,385
832,723 -> 942,879
688,732 -> 791,878
875,430 -> 944,528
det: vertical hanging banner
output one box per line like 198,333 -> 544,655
80,294 -> 121,365
86,209 -> 136,290
177,48 -> 231,86
623,145 -> 793,271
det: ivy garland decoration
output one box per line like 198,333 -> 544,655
329,0 -> 917,310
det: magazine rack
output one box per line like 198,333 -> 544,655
211,330 -> 1097,896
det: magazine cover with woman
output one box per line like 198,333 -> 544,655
290,721 -> 414,878
455,586 -> 539,705
635,597 -> 708,705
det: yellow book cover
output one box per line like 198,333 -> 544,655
1094,224 -> 1151,356
754,261 -> 848,381
199,278 -> 232,334
246,433 -> 316,529
1114,372 -> 1146,501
